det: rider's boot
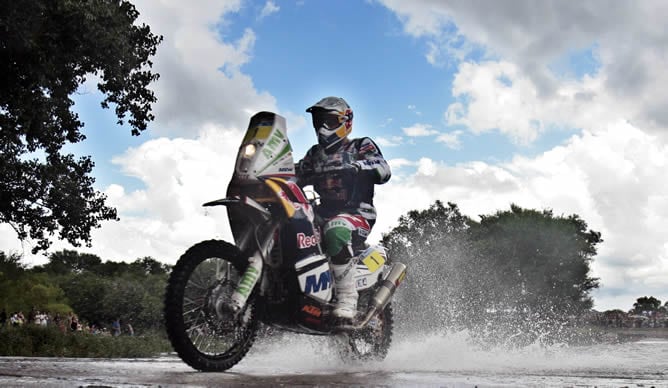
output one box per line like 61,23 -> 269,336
331,262 -> 358,321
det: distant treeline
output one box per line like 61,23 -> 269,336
0,251 -> 170,332
382,201 -> 603,345
2,200 -> 662,347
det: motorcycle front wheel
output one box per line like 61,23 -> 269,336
164,240 -> 259,372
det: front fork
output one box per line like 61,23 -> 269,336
228,223 -> 278,313
229,251 -> 263,312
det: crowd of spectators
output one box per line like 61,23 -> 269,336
588,309 -> 668,328
0,308 -> 134,336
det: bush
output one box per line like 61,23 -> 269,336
0,325 -> 171,357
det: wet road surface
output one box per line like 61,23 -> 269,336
0,356 -> 666,387
1,334 -> 667,387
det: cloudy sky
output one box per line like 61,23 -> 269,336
2,0 -> 668,311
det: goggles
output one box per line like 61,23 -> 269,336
312,112 -> 345,130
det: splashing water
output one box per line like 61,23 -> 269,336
235,331 -> 667,386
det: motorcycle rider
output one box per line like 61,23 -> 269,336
295,96 -> 391,322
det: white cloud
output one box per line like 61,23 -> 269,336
402,123 -> 439,137
407,104 -> 422,115
376,136 -> 403,147
379,0 -> 668,136
259,1 -> 280,20
133,0 -> 278,137
387,158 -> 416,170
371,120 -> 668,311
435,130 -> 463,149
443,59 -> 646,145
93,124 -> 243,264
378,117 -> 394,128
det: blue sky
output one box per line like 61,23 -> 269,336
3,0 -> 668,311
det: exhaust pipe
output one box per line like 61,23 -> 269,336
338,262 -> 407,331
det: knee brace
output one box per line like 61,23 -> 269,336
322,219 -> 355,264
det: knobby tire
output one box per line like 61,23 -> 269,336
164,240 -> 258,372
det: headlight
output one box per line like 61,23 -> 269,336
243,144 -> 256,157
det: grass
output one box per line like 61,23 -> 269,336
0,325 -> 172,358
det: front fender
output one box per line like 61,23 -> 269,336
262,177 -> 310,219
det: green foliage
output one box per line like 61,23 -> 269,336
0,265 -> 72,314
2,250 -> 170,331
383,201 -> 602,344
97,273 -> 167,330
34,250 -> 170,278
471,204 -> 601,316
0,0 -> 163,253
130,257 -> 171,276
0,326 -> 171,357
37,250 -> 103,275
58,272 -> 110,324
633,296 -> 662,313
382,201 -> 475,331
0,251 -> 26,278
49,268 -> 168,331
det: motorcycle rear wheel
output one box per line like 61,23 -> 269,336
164,240 -> 259,372
339,302 -> 394,362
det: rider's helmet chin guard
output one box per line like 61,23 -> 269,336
306,96 -> 353,152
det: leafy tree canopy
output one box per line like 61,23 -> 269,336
37,249 -> 103,275
3,249 -> 171,330
383,201 -> 603,342
0,251 -> 26,279
0,0 -> 162,253
633,296 -> 662,313
471,204 -> 602,314
382,201 -> 474,330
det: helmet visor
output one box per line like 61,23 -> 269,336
312,112 -> 343,130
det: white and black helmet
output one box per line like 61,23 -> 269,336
306,96 -> 353,151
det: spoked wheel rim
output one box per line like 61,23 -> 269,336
165,240 -> 258,371
339,303 -> 393,361
348,314 -> 387,359
181,257 -> 252,357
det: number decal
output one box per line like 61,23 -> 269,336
362,250 -> 385,272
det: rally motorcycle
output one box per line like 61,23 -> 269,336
164,112 -> 407,372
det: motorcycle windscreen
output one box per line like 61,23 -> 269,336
232,111 -> 295,182
295,254 -> 333,303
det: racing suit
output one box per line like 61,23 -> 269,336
295,137 -> 391,318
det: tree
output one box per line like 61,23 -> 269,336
0,252 -> 71,314
381,201 -> 602,345
633,296 -> 662,314
99,273 -> 167,330
0,0 -> 163,253
381,201 -> 475,332
470,204 -> 602,316
0,251 -> 26,279
58,272 -> 110,325
36,249 -> 103,275
129,256 -> 170,276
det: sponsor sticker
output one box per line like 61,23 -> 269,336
297,231 -> 320,249
362,250 -> 386,273
296,256 -> 332,302
304,271 -> 331,294
302,305 -> 322,318
262,129 -> 286,159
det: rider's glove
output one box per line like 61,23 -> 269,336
347,161 -> 361,174
295,160 -> 312,176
